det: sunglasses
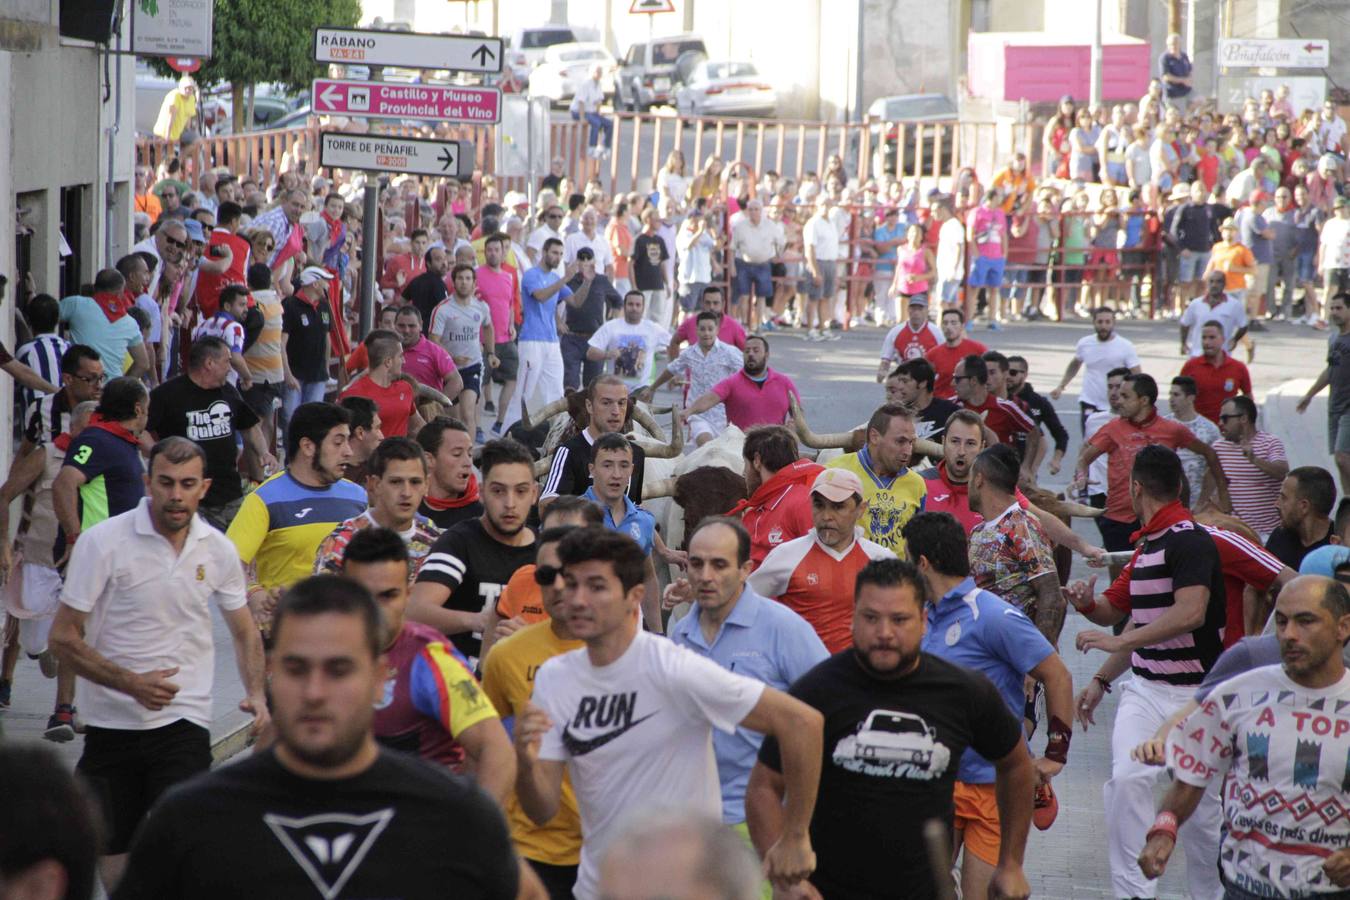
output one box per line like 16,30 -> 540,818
952,374 -> 972,382
533,564 -> 562,586
165,236 -> 188,249
1217,413 -> 1244,422
1009,369 -> 1027,377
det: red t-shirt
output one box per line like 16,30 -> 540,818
193,229 -> 251,318
1088,412 -> 1196,522
1103,525 -> 1283,646
340,375 -> 417,437
958,393 -> 1036,446
925,338 -> 987,399
380,253 -> 425,293
1179,352 -> 1252,423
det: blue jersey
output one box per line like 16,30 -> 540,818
583,487 -> 655,555
920,577 -> 1052,783
518,266 -> 572,342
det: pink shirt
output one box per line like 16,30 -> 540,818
674,314 -> 746,350
402,335 -> 457,390
970,206 -> 1007,258
711,368 -> 800,430
474,265 -> 516,338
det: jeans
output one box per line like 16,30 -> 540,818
585,112 -> 613,148
561,332 -> 602,391
281,380 -> 328,439
1274,254 -> 1299,317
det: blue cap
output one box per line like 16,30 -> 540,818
183,218 -> 206,242
1298,545 -> 1350,578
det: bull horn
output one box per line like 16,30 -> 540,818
648,405 -> 674,415
522,397 -> 570,432
1043,498 -> 1104,519
641,477 -> 677,501
629,404 -> 667,442
788,395 -> 860,450
533,452 -> 556,478
632,408 -> 683,459
914,438 -> 942,460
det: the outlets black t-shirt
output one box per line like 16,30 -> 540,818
112,748 -> 518,900
759,651 -> 1022,899
147,375 -> 260,507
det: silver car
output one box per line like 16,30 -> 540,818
674,60 -> 776,118
528,42 -> 617,105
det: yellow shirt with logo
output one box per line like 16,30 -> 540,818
825,449 -> 927,559
480,621 -> 584,865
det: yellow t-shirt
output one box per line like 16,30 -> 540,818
825,450 -> 927,559
480,621 -> 584,866
154,90 -> 198,142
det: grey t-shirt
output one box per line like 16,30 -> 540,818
1167,413 -> 1219,500
430,297 -> 491,368
1237,208 -> 1272,264
1328,330 -> 1350,416
1265,206 -> 1300,260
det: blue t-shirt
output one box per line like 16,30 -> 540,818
872,221 -> 906,273
60,424 -> 147,542
669,588 -> 829,823
59,296 -> 144,377
1158,51 -> 1192,98
518,266 -> 573,342
920,578 -> 1052,783
583,486 -> 655,554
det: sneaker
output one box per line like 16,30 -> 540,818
474,428 -> 486,444
988,320 -> 1004,332
760,320 -> 776,332
484,400 -> 495,414
0,679 -> 10,709
823,331 -> 842,341
491,421 -> 503,436
1248,320 -> 1267,332
806,328 -> 821,341
1033,782 -> 1059,830
44,705 -> 76,743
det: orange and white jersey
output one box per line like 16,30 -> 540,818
747,529 -> 896,653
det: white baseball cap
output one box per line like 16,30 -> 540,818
298,266 -> 334,287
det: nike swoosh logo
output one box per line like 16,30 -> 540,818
562,712 -> 657,756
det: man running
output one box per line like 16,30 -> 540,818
415,417 -> 483,530
823,403 -> 927,558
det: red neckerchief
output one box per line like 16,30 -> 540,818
725,458 -> 822,517
321,210 -> 344,248
1127,408 -> 1159,430
92,291 -> 132,323
1130,499 -> 1194,543
53,432 -> 72,452
87,414 -> 139,445
423,473 -> 480,509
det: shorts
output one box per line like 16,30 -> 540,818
1178,249 -> 1211,282
1097,515 -> 1141,553
1298,249 -> 1317,283
78,718 -> 212,854
1247,263 -> 1272,298
952,781 -> 1001,866
241,380 -> 284,422
459,362 -> 483,396
1105,161 -> 1127,184
969,256 -> 1006,288
735,261 -> 774,300
1330,409 -> 1350,455
806,260 -> 837,300
1084,248 -> 1119,283
526,860 -> 579,900
688,412 -> 720,442
938,279 -> 961,305
199,495 -> 245,533
1324,268 -> 1350,295
491,341 -> 519,383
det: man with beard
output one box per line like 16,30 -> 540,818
1006,356 -> 1068,476
746,558 -> 1035,900
402,245 -> 450,327
1049,307 -> 1141,432
109,575 -> 522,899
924,308 -> 986,401
51,438 -> 267,892
393,305 -> 462,405
542,375 -> 647,506
731,425 -> 821,569
919,409 -> 987,532
953,355 -> 1040,478
416,417 -> 483,530
823,404 -> 927,558
514,528 -> 824,900
409,439 -> 538,666
1137,576 -> 1350,896
431,263 -> 498,444
680,335 -> 800,432
228,402 -> 367,637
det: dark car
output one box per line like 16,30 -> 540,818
868,93 -> 959,179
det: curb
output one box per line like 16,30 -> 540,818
210,719 -> 254,765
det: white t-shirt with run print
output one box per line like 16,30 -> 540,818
1167,664 -> 1350,898
533,630 -> 764,900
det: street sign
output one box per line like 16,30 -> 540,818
166,57 -> 201,73
131,0 -> 213,58
630,0 -> 676,12
1218,38 -> 1329,70
313,27 -> 503,74
311,79 -> 501,123
318,132 -> 474,178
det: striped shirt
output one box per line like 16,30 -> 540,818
1212,432 -> 1286,535
15,333 -> 67,430
1123,517 -> 1226,685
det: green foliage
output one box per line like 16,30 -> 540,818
145,0 -> 360,94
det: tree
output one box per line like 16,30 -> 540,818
146,0 -> 360,132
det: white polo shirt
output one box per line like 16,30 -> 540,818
60,499 -> 247,731
1180,294 -> 1249,357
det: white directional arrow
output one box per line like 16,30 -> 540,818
318,82 -> 342,110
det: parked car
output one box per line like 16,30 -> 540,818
528,42 -> 617,105
868,93 -> 958,178
507,25 -> 582,84
674,60 -> 775,118
616,33 -> 707,111
200,86 -> 303,135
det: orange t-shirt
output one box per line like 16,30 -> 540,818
494,565 -> 548,624
1209,241 -> 1256,291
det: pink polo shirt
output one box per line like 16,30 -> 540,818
402,335 -> 457,390
473,265 -> 516,338
674,314 -> 747,350
711,368 -> 800,430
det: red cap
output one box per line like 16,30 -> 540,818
1249,189 -> 1271,204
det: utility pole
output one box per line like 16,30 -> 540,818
1090,0 -> 1103,108
1168,0 -> 1181,36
